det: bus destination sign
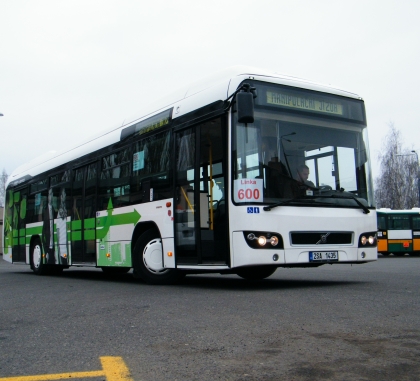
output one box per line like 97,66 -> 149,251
266,91 -> 343,116
120,108 -> 172,141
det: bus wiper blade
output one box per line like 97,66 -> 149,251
263,197 -> 308,211
335,195 -> 370,214
264,194 -> 371,213
316,194 -> 371,214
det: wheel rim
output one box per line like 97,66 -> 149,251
33,244 -> 42,269
142,238 -> 168,274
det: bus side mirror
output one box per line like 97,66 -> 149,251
237,91 -> 255,124
236,83 -> 257,124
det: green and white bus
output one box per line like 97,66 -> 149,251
2,66 -> 378,284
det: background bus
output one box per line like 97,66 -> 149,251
2,66 -> 378,283
377,208 -> 420,256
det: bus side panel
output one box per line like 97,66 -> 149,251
96,199 -> 174,267
388,239 -> 412,253
413,238 -> 420,251
96,205 -> 139,267
387,230 -> 412,239
377,238 -> 388,253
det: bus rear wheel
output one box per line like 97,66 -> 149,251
31,239 -> 49,275
236,266 -> 277,280
132,229 -> 183,285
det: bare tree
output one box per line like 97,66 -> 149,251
375,123 -> 419,209
0,168 -> 8,207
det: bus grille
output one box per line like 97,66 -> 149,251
290,232 -> 353,245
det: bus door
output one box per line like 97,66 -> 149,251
11,187 -> 28,263
71,163 -> 97,264
174,117 -> 228,265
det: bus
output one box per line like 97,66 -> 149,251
2,66 -> 378,284
377,208 -> 420,256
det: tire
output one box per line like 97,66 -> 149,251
380,252 -> 390,256
393,252 -> 406,257
101,267 -> 131,275
236,266 -> 277,280
132,229 -> 183,285
31,239 -> 49,275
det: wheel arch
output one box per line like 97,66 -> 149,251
131,221 -> 160,259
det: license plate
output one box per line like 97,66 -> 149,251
309,251 -> 338,262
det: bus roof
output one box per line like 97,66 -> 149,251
7,66 -> 364,188
377,208 -> 420,215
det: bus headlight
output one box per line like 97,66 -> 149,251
244,231 -> 284,249
358,232 -> 377,247
270,236 -> 279,246
258,236 -> 267,246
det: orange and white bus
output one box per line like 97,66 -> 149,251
377,208 -> 420,256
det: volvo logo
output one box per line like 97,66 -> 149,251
316,232 -> 331,245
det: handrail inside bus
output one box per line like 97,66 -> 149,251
180,187 -> 194,214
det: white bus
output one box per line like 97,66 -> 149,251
2,66 -> 377,284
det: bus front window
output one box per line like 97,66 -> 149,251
232,86 -> 374,210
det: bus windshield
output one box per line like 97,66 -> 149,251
232,83 -> 374,209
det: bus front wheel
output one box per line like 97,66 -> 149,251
236,266 -> 277,280
132,229 -> 183,285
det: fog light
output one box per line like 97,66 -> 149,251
361,236 -> 367,245
361,252 -> 366,259
258,236 -> 267,246
270,236 -> 279,246
273,254 -> 279,261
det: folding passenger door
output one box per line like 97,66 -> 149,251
174,117 -> 228,265
71,163 -> 97,264
11,187 -> 28,263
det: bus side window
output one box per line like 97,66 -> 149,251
131,130 -> 172,203
30,180 -> 48,223
377,216 -> 386,230
99,149 -> 131,209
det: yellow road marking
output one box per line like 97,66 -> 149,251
0,356 -> 133,381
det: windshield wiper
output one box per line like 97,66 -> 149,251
263,197 -> 312,211
309,194 -> 370,214
263,194 -> 371,214
317,194 -> 371,214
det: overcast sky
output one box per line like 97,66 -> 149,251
1,0 -> 419,180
